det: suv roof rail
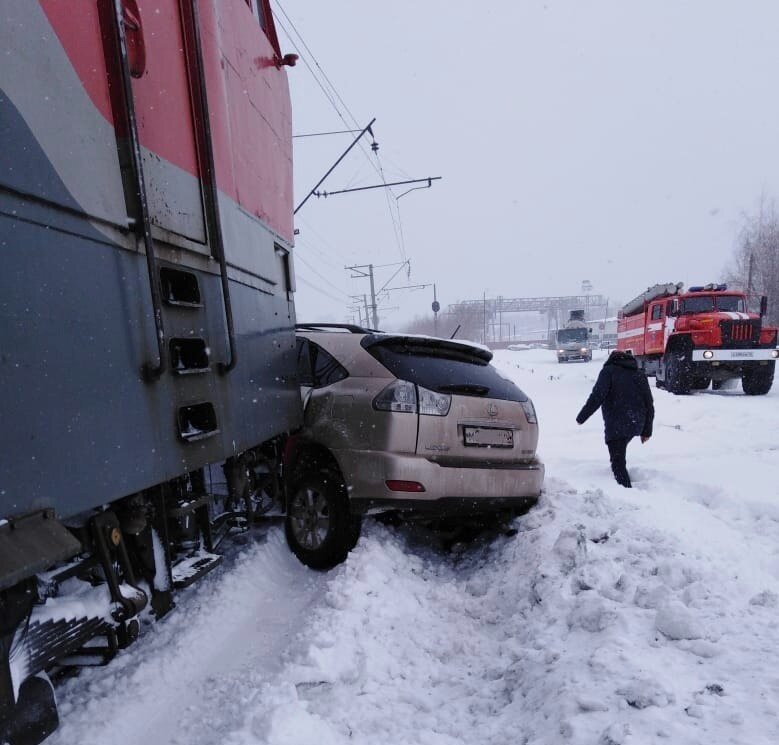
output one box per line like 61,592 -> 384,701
295,323 -> 380,334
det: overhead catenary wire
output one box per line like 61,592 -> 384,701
295,250 -> 352,300
296,274 -> 349,304
273,1 -> 408,262
295,216 -> 359,268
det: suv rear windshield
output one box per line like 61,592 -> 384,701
363,337 -> 529,403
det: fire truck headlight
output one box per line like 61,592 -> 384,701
703,350 -> 714,360
771,349 -> 779,359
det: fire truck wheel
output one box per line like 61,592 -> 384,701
742,366 -> 774,395
665,352 -> 691,394
691,376 -> 711,390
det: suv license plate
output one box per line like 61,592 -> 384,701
463,426 -> 514,448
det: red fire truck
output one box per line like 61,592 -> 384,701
617,283 -> 778,394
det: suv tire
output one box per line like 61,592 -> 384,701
285,469 -> 360,569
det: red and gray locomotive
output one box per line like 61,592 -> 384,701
0,1 -> 300,741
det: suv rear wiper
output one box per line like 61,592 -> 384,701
438,383 -> 489,396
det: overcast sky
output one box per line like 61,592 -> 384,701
278,0 -> 779,329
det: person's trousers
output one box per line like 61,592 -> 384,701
607,437 -> 633,487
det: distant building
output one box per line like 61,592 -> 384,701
590,317 -> 618,348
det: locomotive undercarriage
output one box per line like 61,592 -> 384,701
0,446 -> 285,745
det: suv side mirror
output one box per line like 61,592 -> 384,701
760,295 -> 768,317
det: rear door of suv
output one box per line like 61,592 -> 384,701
362,336 -> 538,466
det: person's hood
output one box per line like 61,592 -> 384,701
604,351 -> 638,371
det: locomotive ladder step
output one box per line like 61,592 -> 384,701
59,635 -> 119,667
22,616 -> 110,674
171,552 -> 222,589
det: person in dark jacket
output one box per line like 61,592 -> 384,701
576,350 -> 654,488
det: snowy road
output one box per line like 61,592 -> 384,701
49,350 -> 779,745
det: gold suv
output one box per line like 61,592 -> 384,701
285,325 -> 544,568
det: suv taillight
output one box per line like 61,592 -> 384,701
418,386 -> 451,416
373,380 -> 451,416
373,380 -> 417,413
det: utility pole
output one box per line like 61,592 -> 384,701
348,260 -> 415,329
346,264 -> 379,328
368,265 -> 378,328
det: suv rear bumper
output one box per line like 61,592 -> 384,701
335,449 -> 544,514
349,495 -> 539,516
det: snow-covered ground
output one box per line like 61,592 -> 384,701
48,349 -> 779,745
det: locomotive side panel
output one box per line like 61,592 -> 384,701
0,1 -> 128,227
1,0 -> 300,522
1,3 -> 302,739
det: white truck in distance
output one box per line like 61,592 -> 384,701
556,310 -> 592,363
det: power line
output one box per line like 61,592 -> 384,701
294,235 -> 345,273
295,251 -> 351,299
295,216 -> 355,266
293,129 -> 363,138
374,150 -> 406,261
271,14 -> 346,125
296,274 -> 348,304
274,1 -> 408,261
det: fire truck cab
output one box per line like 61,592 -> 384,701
617,283 -> 778,395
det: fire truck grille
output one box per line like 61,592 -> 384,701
719,319 -> 759,347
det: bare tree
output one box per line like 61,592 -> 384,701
725,196 -> 779,326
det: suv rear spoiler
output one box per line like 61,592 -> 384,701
360,333 -> 493,363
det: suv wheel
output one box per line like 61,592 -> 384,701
285,469 -> 360,569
